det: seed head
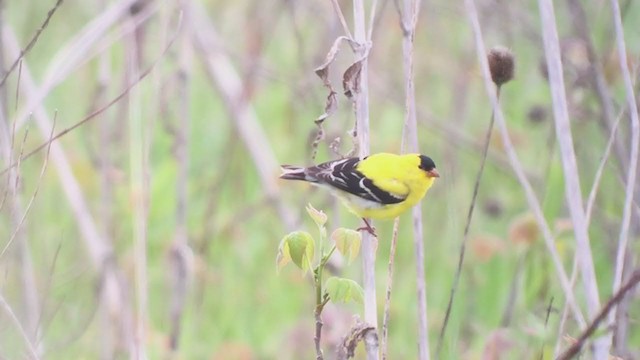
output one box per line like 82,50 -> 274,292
487,46 -> 515,86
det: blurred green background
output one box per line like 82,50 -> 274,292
0,0 -> 639,359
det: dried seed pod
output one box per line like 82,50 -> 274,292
488,46 -> 515,86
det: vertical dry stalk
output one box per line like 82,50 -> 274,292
394,0 -> 429,360
350,0 -> 382,358
351,1 -> 380,358
606,0 -> 640,353
169,0 -> 192,351
463,0 -> 586,329
536,0 -> 604,356
125,13 -> 149,358
566,0 -> 628,173
394,0 -> 430,358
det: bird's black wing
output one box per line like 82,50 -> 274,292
307,157 -> 405,205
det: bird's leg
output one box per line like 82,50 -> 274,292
357,218 -> 377,237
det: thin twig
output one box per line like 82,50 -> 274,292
607,0 -> 640,344
381,217 -> 400,359
0,113 -> 55,259
557,269 -> 640,360
538,296 -> 554,360
0,0 -> 64,87
329,0 -> 354,41
14,59 -> 22,112
0,293 -> 40,359
585,112 -> 624,226
366,0 -> 379,42
554,256 -> 580,357
0,20 -> 179,176
567,0 -> 628,173
437,87 -> 499,357
464,0 -> 586,328
395,0 -> 429,357
168,0 -> 192,352
12,0 -> 152,130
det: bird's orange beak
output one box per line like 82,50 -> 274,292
427,169 -> 440,178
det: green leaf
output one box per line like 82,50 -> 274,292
331,228 -> 361,264
277,231 -> 315,273
325,276 -> 364,304
306,203 -> 327,228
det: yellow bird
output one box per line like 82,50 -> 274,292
280,153 -> 439,235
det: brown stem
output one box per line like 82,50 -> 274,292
557,269 -> 640,360
0,0 -> 64,88
437,86 -> 500,356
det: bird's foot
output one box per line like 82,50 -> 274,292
357,218 -> 377,238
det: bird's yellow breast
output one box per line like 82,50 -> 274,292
340,153 -> 435,219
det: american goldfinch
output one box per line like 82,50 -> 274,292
280,153 -> 439,235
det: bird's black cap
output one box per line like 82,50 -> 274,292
418,155 -> 436,171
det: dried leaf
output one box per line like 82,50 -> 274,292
343,60 -> 363,100
312,36 -> 354,160
336,318 -> 377,360
315,36 -> 352,85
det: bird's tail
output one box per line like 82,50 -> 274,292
280,165 -> 310,181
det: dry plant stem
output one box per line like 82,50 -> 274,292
0,293 -> 39,359
329,0 -> 354,41
557,269 -> 640,360
567,0 -> 628,172
0,0 -> 63,88
126,19 -> 148,359
537,0 -> 602,330
396,0 -> 429,357
381,217 -> 400,360
585,112 -> 623,226
0,109 -> 18,214
190,1 -> 296,231
14,60 -> 22,112
3,28 -> 111,270
3,25 -> 137,355
607,0 -> 640,344
0,0 -> 5,110
464,0 -> 586,328
0,114 -> 55,258
0,9 -> 178,177
351,0 -> 379,358
586,113 -> 623,226
13,0 -> 146,130
437,87 -> 499,357
554,256 -> 580,357
168,1 -> 192,351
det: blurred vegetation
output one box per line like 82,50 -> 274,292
0,0 -> 639,359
